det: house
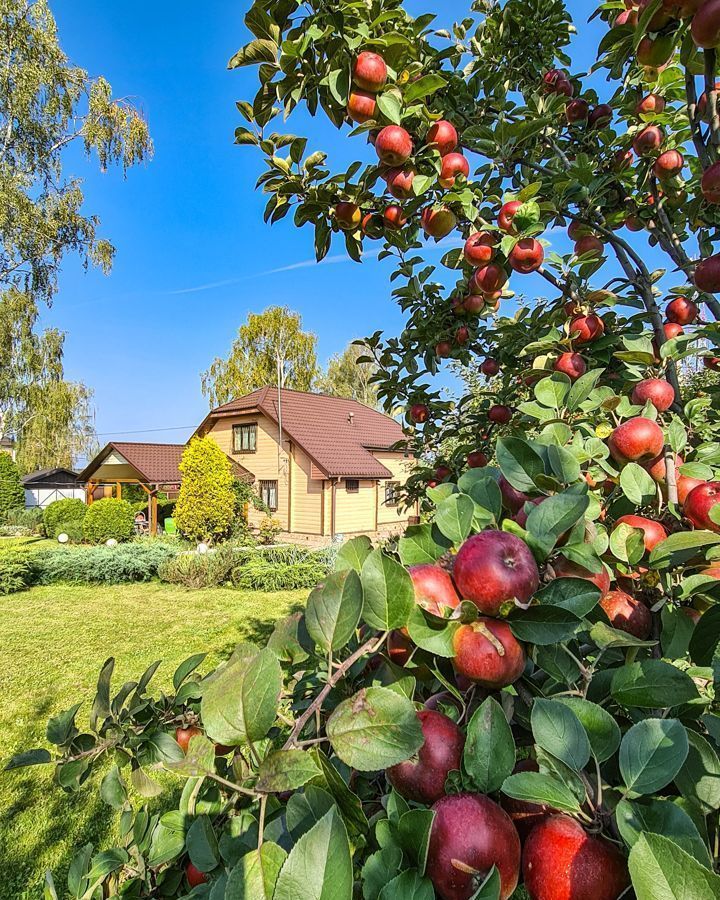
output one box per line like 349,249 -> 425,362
195,388 -> 417,542
0,437 -> 16,461
23,468 -> 85,508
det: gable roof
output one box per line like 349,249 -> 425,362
79,442 -> 253,484
198,387 -> 408,479
22,467 -> 80,485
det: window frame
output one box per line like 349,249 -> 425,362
259,479 -> 278,512
345,478 -> 360,493
384,481 -> 400,507
232,422 -> 257,454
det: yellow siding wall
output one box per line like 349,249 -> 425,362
334,479 -> 376,536
374,451 -> 417,526
290,445 -> 323,535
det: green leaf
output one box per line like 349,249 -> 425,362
610,522 -> 646,565
547,445 -> 582,484
628,833 -> 720,899
536,577 -> 602,617
90,657 -> 114,730
590,621 -> 657,650
616,798 -> 711,868
186,814 -> 219,873
398,808 -> 435,875
405,73 -> 447,104
531,699 -> 591,773
555,697 -> 620,763
674,730 -> 720,813
335,535 -> 373,573
274,808 -> 352,900
361,550 -> 415,631
173,653 -> 207,691
406,605 -> 459,658
496,437 -> 545,493
507,605 -> 581,645
398,524 -> 451,565
306,570 -> 363,653
378,870 -> 434,900
165,733 -> 215,777
326,686 -> 423,771
620,463 -> 658,506
500,771 -> 582,814
534,373 -> 570,409
201,647 -> 282,746
567,368 -> 603,412
464,697 -> 515,793
649,531 -> 720,570
100,766 -> 127,809
525,491 -> 589,556
46,703 -> 82,746
4,748 -> 52,770
285,786 -> 335,843
226,842 -> 287,899
361,846 -> 403,900
620,719 -> 689,796
256,750 -> 322,794
470,867 -> 502,900
435,493 -> 474,544
611,661 -> 699,708
689,606 -> 720,666
463,475 -> 502,521
376,92 -> 402,125
229,39 -> 278,68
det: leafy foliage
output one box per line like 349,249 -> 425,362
174,437 -> 237,542
0,452 -> 24,516
43,498 -> 87,539
81,498 -> 135,544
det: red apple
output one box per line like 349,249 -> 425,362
614,148 -> 634,172
523,816 -> 629,900
653,149 -> 684,179
704,355 -> 720,370
439,152 -> 470,188
615,8 -> 639,25
663,321 -> 685,340
644,451 -> 682,483
375,125 -> 413,166
702,161 -> 720,203
500,760 -> 556,843
695,254 -> 720,292
552,556 -> 611,598
335,202 -> 362,231
427,793 -> 521,900
691,0 -> 720,49
388,629 -> 413,666
631,378 -> 675,411
555,78 -> 574,97
632,124 -> 664,157
467,450 -> 489,469
684,481 -> 720,531
453,618 -> 526,688
435,465 -> 452,481
488,404 -> 513,425
639,0 -> 674,27
636,93 -> 665,116
574,235 -> 605,258
361,211 -> 383,239
481,358 -> 500,377
385,166 -> 415,199
347,89 -> 376,123
678,474 -> 704,504
697,81 -> 720,120
636,34 -> 674,68
569,313 -> 605,344
600,589 -> 652,638
615,514 -> 668,551
666,296 -> 699,325
427,120 -> 458,156
436,340 -> 452,358
387,709 -> 464,804
565,98 -> 589,123
542,69 -> 567,92
463,294 -> 487,314
608,417 -> 664,463
625,214 -> 643,231
453,531 -> 540,615
455,325 -> 469,345
514,496 -> 545,529
508,238 -> 544,274
589,104 -> 613,128
353,51 -> 387,92
382,204 -> 407,230
176,725 -> 202,753
471,263 -> 508,294
421,206 -> 457,239
464,232 -> 496,266
497,200 -> 523,234
499,475 -> 530,514
567,221 -> 593,241
186,862 -> 208,888
409,564 -> 460,616
554,352 -> 587,381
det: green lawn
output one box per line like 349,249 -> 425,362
0,582 -> 305,899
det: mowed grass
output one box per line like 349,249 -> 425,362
0,582 -> 305,899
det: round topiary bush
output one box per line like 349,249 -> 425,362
42,498 -> 87,538
81,498 -> 135,544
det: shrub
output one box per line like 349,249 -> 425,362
82,498 -> 135,544
257,514 -> 282,544
43,498 -> 87,538
0,551 -> 32,594
2,506 -> 44,530
31,542 -> 179,585
158,545 -> 238,589
174,437 -> 236,542
0,453 -> 25,517
232,555 -> 327,591
54,519 -> 84,543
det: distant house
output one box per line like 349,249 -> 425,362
0,437 -> 16,461
194,387 -> 417,541
23,468 -> 85,508
78,388 -> 417,541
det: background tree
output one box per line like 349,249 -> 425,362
0,451 -> 24,515
201,305 -> 319,407
174,436 -> 236,542
0,0 -> 151,452
316,340 -> 380,407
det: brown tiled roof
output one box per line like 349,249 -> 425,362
203,387 -> 407,478
79,442 -> 253,484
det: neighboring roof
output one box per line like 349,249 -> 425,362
0,437 -> 15,447
198,387 -> 408,478
22,467 -> 80,485
79,442 -> 253,484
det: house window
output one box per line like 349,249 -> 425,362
233,423 -> 257,453
385,481 -> 400,507
346,479 -> 360,493
260,480 -> 278,511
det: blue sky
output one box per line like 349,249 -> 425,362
44,0 -> 651,458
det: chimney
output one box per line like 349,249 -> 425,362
348,412 -> 355,426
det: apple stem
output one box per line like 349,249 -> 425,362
450,859 -> 482,876
473,621 -> 505,656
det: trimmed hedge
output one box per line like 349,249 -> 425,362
31,542 -> 179,585
157,545 -> 238,589
82,498 -> 135,543
43,498 -> 87,539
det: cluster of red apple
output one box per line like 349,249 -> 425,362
543,68 -> 613,131
383,537 -> 633,897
